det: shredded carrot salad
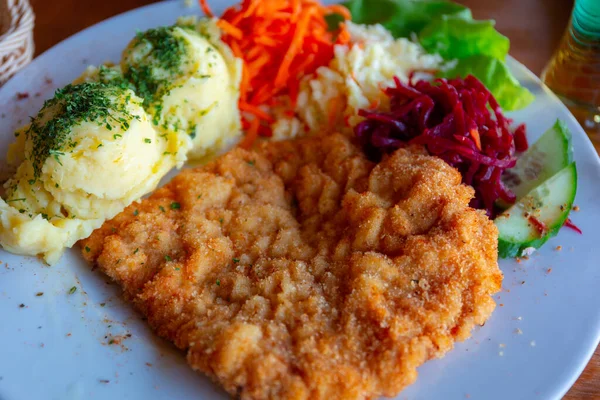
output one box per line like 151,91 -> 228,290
200,0 -> 351,145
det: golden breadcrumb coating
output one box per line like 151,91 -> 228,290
81,134 -> 502,400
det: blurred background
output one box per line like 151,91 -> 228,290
29,0 -> 575,76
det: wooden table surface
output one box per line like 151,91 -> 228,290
26,0 -> 599,398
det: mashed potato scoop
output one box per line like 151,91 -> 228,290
121,18 -> 242,161
0,18 -> 243,264
0,82 -> 182,263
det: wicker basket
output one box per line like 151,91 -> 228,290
0,0 -> 34,85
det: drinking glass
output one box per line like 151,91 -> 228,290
541,0 -> 600,146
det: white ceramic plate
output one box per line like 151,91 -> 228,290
0,1 -> 599,399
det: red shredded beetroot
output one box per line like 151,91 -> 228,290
564,218 -> 582,234
528,215 -> 548,236
513,124 -> 528,152
355,74 -> 526,217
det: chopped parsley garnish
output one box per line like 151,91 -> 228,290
113,134 -> 122,139
170,202 -> 181,210
152,104 -> 163,126
144,138 -> 152,144
85,246 -> 91,253
198,107 -> 211,117
123,26 -> 192,109
164,255 -> 172,261
133,209 -> 139,216
48,149 -> 65,165
188,123 -> 197,139
25,82 -> 138,179
68,286 -> 77,294
6,198 -> 26,203
247,160 -> 255,166
96,65 -> 135,90
233,258 -> 240,263
159,205 -> 166,212
216,279 -> 220,286
133,248 -> 139,254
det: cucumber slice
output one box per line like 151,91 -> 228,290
501,119 -> 573,204
495,162 -> 577,258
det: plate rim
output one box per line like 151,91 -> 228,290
0,1 -> 599,400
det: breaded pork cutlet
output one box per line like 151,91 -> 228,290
81,134 -> 502,400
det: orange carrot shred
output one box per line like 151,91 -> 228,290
470,129 -> 482,151
337,28 -> 351,43
253,87 -> 276,107
254,36 -> 278,47
249,53 -> 272,72
327,96 -> 340,128
206,0 -> 351,147
275,8 -> 315,87
216,19 -> 243,40
240,118 -> 260,149
229,40 -> 243,58
240,102 -> 275,123
344,114 -> 352,127
242,0 -> 261,19
369,98 -> 380,110
325,4 -> 352,20
289,53 -> 315,79
198,0 -> 214,17
291,0 -> 301,21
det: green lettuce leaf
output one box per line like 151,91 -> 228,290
342,0 -> 470,38
343,0 -> 534,110
419,15 -> 510,61
439,55 -> 535,111
324,13 -> 346,32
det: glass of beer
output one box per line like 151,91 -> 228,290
542,0 -> 600,146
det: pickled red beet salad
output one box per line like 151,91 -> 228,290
355,74 -> 528,218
